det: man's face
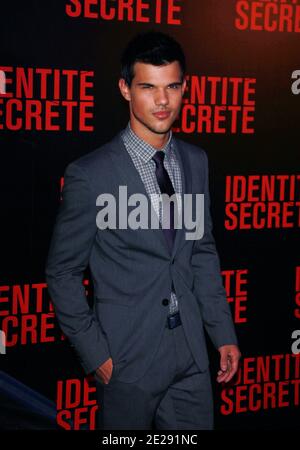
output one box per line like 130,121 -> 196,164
119,61 -> 186,141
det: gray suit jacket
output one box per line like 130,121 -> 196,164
45,130 -> 238,383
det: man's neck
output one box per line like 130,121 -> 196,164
129,122 -> 170,150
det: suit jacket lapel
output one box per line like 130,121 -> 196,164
171,137 -> 192,258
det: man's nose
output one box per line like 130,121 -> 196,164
154,88 -> 169,106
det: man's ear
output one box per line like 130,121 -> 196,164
119,78 -> 131,101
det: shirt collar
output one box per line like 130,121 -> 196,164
124,121 -> 173,163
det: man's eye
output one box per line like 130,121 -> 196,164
142,85 -> 152,89
169,84 -> 179,89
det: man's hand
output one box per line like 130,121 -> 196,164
95,357 -> 113,384
217,345 -> 241,383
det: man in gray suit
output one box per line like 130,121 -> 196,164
46,31 -> 241,430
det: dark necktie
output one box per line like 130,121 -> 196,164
152,150 -> 177,252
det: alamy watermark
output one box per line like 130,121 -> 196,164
95,187 -> 205,241
291,330 -> 300,354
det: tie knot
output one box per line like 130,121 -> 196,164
152,150 -> 165,167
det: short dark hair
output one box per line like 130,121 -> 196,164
120,31 -> 186,86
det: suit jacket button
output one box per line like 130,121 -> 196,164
162,298 -> 169,306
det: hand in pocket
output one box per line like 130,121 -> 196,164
95,357 -> 113,384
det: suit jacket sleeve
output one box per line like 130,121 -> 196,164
45,161 -> 111,374
191,150 -> 238,349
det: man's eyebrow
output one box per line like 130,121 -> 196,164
136,81 -> 183,86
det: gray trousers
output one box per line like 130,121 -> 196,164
95,323 -> 214,430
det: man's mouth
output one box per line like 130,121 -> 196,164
153,111 -> 171,120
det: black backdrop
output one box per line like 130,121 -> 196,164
0,0 -> 299,430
